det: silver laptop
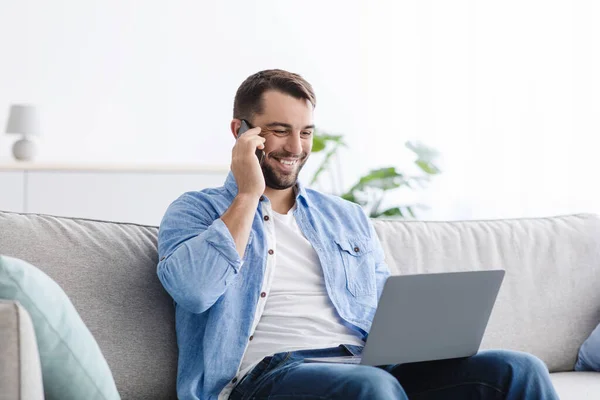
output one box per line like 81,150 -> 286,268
305,270 -> 505,366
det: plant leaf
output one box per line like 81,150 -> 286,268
312,136 -> 327,153
370,193 -> 385,218
310,145 -> 340,185
310,130 -> 348,186
405,141 -> 439,162
347,167 -> 407,193
415,159 -> 441,175
312,130 -> 345,152
341,192 -> 356,203
377,207 -> 404,218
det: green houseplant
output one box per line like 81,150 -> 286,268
310,130 -> 441,218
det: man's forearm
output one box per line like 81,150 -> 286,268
158,227 -> 240,314
221,193 -> 261,258
157,192 -> 261,314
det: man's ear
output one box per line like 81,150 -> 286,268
230,119 -> 242,139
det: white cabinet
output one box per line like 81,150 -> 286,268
0,164 -> 229,226
0,171 -> 24,213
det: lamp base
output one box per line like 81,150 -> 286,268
12,137 -> 36,161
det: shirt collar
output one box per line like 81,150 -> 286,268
224,171 -> 311,208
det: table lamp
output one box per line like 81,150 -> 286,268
5,104 -> 40,161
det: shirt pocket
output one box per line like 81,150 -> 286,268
334,236 -> 377,307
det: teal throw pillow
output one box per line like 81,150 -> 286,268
0,255 -> 120,400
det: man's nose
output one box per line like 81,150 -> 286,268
285,133 -> 303,155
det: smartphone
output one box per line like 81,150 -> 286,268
238,119 -> 265,165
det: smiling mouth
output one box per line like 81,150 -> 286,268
272,157 -> 300,167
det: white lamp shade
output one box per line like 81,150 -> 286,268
5,104 -> 41,136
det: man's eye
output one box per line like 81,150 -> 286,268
302,131 -> 313,136
274,130 -> 287,134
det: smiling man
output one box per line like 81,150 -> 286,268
157,69 -> 559,400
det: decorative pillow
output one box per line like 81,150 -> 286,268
0,255 -> 120,400
575,323 -> 600,372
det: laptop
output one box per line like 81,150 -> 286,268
304,269 -> 505,366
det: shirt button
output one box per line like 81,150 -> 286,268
268,249 -> 274,255
263,215 -> 270,221
249,335 -> 254,341
354,247 -> 360,253
232,377 -> 238,384
259,196 -> 265,202
260,292 -> 266,298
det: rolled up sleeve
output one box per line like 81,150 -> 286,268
157,193 -> 245,314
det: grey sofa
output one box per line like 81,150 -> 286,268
1,210 -> 599,399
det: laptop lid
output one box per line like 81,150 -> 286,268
360,269 -> 505,366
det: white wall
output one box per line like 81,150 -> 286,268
1,0 -> 599,220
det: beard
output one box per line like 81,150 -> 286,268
261,151 -> 309,190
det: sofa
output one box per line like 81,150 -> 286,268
1,209 -> 599,399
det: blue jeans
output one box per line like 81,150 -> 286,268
229,345 -> 560,399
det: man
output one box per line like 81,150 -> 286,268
157,69 -> 559,399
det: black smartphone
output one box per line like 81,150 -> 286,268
238,119 -> 265,165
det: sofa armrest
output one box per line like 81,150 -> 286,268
0,300 -> 44,400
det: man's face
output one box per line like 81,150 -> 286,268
251,90 -> 314,190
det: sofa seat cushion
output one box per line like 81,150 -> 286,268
0,255 -> 120,400
550,372 -> 600,400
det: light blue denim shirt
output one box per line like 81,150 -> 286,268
157,172 -> 390,400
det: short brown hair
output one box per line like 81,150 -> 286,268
233,69 -> 316,121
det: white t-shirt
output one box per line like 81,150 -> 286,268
239,203 -> 364,373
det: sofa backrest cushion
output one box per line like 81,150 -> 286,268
0,211 -> 177,399
373,214 -> 600,372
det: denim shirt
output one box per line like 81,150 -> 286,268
157,172 -> 390,400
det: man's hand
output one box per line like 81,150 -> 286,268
231,126 -> 266,199
222,125 -> 266,258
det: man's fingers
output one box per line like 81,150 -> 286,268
251,136 -> 266,149
235,136 -> 265,153
243,127 -> 262,137
247,135 -> 265,144
234,128 -> 266,156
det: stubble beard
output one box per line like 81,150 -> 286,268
261,154 -> 308,190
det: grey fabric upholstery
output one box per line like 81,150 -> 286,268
0,211 -> 177,399
373,214 -> 600,372
1,210 -> 599,398
0,300 -> 44,400
550,372 -> 600,400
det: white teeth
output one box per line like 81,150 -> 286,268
279,159 -> 297,165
